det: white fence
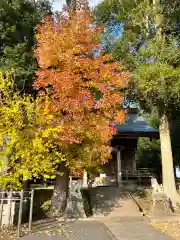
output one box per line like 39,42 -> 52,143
0,190 -> 34,237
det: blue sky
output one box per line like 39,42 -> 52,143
52,0 -> 102,11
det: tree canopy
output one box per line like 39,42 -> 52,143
0,0 -> 52,93
95,1 -> 180,108
0,73 -> 65,189
35,9 -> 129,173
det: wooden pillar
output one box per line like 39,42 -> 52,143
83,170 -> 88,188
132,149 -> 136,170
117,150 -> 122,186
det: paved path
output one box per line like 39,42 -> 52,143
89,187 -> 173,239
101,217 -> 173,240
22,220 -> 114,240
21,218 -> 173,240
64,220 -> 114,240
89,187 -> 141,218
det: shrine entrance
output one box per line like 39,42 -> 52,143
89,104 -> 159,187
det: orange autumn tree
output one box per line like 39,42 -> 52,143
35,8 -> 129,216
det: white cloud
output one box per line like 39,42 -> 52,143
52,0 -> 102,11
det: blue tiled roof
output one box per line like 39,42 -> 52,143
115,113 -> 158,133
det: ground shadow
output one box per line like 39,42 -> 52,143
87,186 -> 131,217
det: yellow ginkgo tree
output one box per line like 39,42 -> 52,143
0,73 -> 66,190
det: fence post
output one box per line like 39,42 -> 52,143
29,189 -> 34,231
0,192 -> 5,226
17,190 -> 24,238
8,190 -> 13,227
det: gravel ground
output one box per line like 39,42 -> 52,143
151,220 -> 180,240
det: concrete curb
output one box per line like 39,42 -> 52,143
100,221 -> 118,240
128,192 -> 145,217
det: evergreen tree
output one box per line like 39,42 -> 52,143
0,0 -> 52,93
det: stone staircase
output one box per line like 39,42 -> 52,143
88,186 -> 141,219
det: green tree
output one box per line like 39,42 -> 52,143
136,111 -> 161,174
0,0 -> 52,93
136,137 -> 161,179
95,0 -> 180,207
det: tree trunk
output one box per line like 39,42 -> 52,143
159,111 -> 180,208
23,179 -> 30,191
51,162 -> 70,217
